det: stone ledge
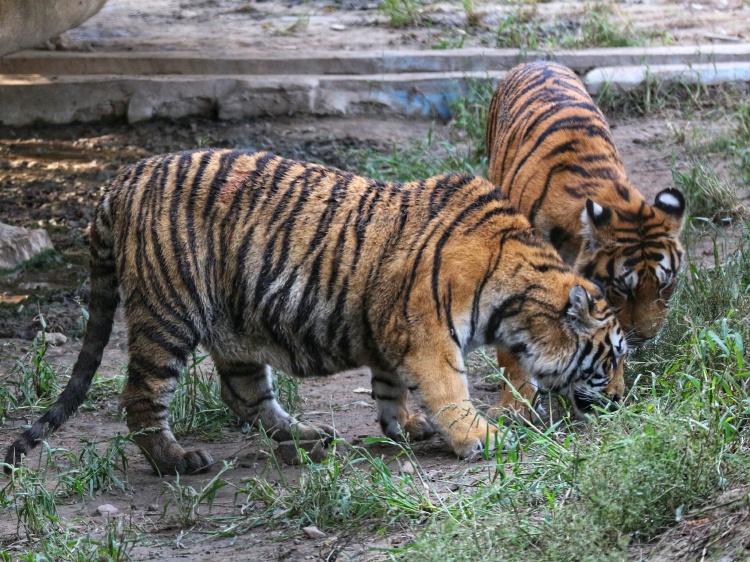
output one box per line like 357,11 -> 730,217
2,44 -> 749,76
0,71 -> 507,126
2,50 -> 750,125
584,61 -> 750,94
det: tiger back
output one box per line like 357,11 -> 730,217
486,61 -> 686,345
6,149 -> 626,475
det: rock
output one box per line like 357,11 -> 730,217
400,460 -> 415,474
302,525 -> 326,539
18,282 -> 52,290
95,504 -> 119,517
330,24 -> 346,31
277,440 -> 328,465
37,331 -> 67,346
0,221 -> 54,270
0,0 -> 107,56
0,0 -> 106,56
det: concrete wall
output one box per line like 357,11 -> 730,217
0,0 -> 107,57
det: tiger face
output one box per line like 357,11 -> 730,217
577,189 -> 686,347
483,273 -> 627,417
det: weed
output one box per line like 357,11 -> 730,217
563,0 -> 650,48
9,319 -> 61,408
170,350 -> 235,438
58,434 -> 131,498
8,464 -> 60,538
672,161 -> 744,222
236,439 -> 437,532
274,370 -> 302,415
0,249 -> 57,276
379,0 -> 423,27
351,77 -> 493,182
462,0 -> 481,27
261,14 -> 310,35
495,12 -> 539,50
160,461 -> 234,526
596,75 -> 747,120
432,33 -> 466,50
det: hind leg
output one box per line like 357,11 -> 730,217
491,349 -> 539,424
120,329 -> 212,475
371,369 -> 435,442
215,359 -> 336,442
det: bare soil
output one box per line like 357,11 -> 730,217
44,0 -> 750,55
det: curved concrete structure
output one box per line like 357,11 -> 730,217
0,0 -> 107,57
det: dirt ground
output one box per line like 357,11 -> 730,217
0,111 -> 745,560
1,0 -> 749,559
41,0 -> 750,55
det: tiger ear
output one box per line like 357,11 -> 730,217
565,285 -> 597,331
581,199 -> 615,247
653,188 -> 686,234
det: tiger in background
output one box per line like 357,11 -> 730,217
485,60 -> 685,420
5,149 -> 626,475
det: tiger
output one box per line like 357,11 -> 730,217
485,60 -> 685,420
5,149 -> 626,475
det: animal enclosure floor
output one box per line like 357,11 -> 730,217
0,111 -> 746,560
43,0 -> 750,55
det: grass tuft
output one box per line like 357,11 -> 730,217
379,0 -> 423,27
671,161 -> 744,222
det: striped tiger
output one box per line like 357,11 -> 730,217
5,149 -> 626,475
485,60 -> 685,418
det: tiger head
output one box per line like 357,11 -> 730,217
483,278 -> 627,417
576,188 -> 686,348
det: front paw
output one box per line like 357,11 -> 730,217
449,425 -> 501,459
403,414 -> 435,441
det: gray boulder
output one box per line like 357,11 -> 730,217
0,221 -> 54,270
0,0 -> 107,57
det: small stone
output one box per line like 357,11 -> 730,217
37,331 -> 67,346
146,503 -> 159,513
302,525 -> 326,539
330,24 -> 347,31
400,460 -> 415,474
96,504 -> 119,517
277,440 -> 327,465
18,282 -> 51,290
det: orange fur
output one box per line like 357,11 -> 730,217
485,61 -> 684,419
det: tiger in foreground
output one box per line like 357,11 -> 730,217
485,61 -> 685,420
5,149 -> 626,475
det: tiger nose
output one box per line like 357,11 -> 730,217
578,391 -> 621,414
604,391 -> 622,405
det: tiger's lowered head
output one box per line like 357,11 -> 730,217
486,60 -> 686,348
5,150 -> 625,475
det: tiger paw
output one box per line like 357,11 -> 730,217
403,414 -> 435,441
156,449 -> 213,475
292,421 -> 338,445
450,426 -> 500,460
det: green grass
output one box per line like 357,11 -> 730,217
351,77 -> 493,182
495,0 -> 655,50
672,161 -> 743,222
379,0 -> 424,27
562,0 -> 652,48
